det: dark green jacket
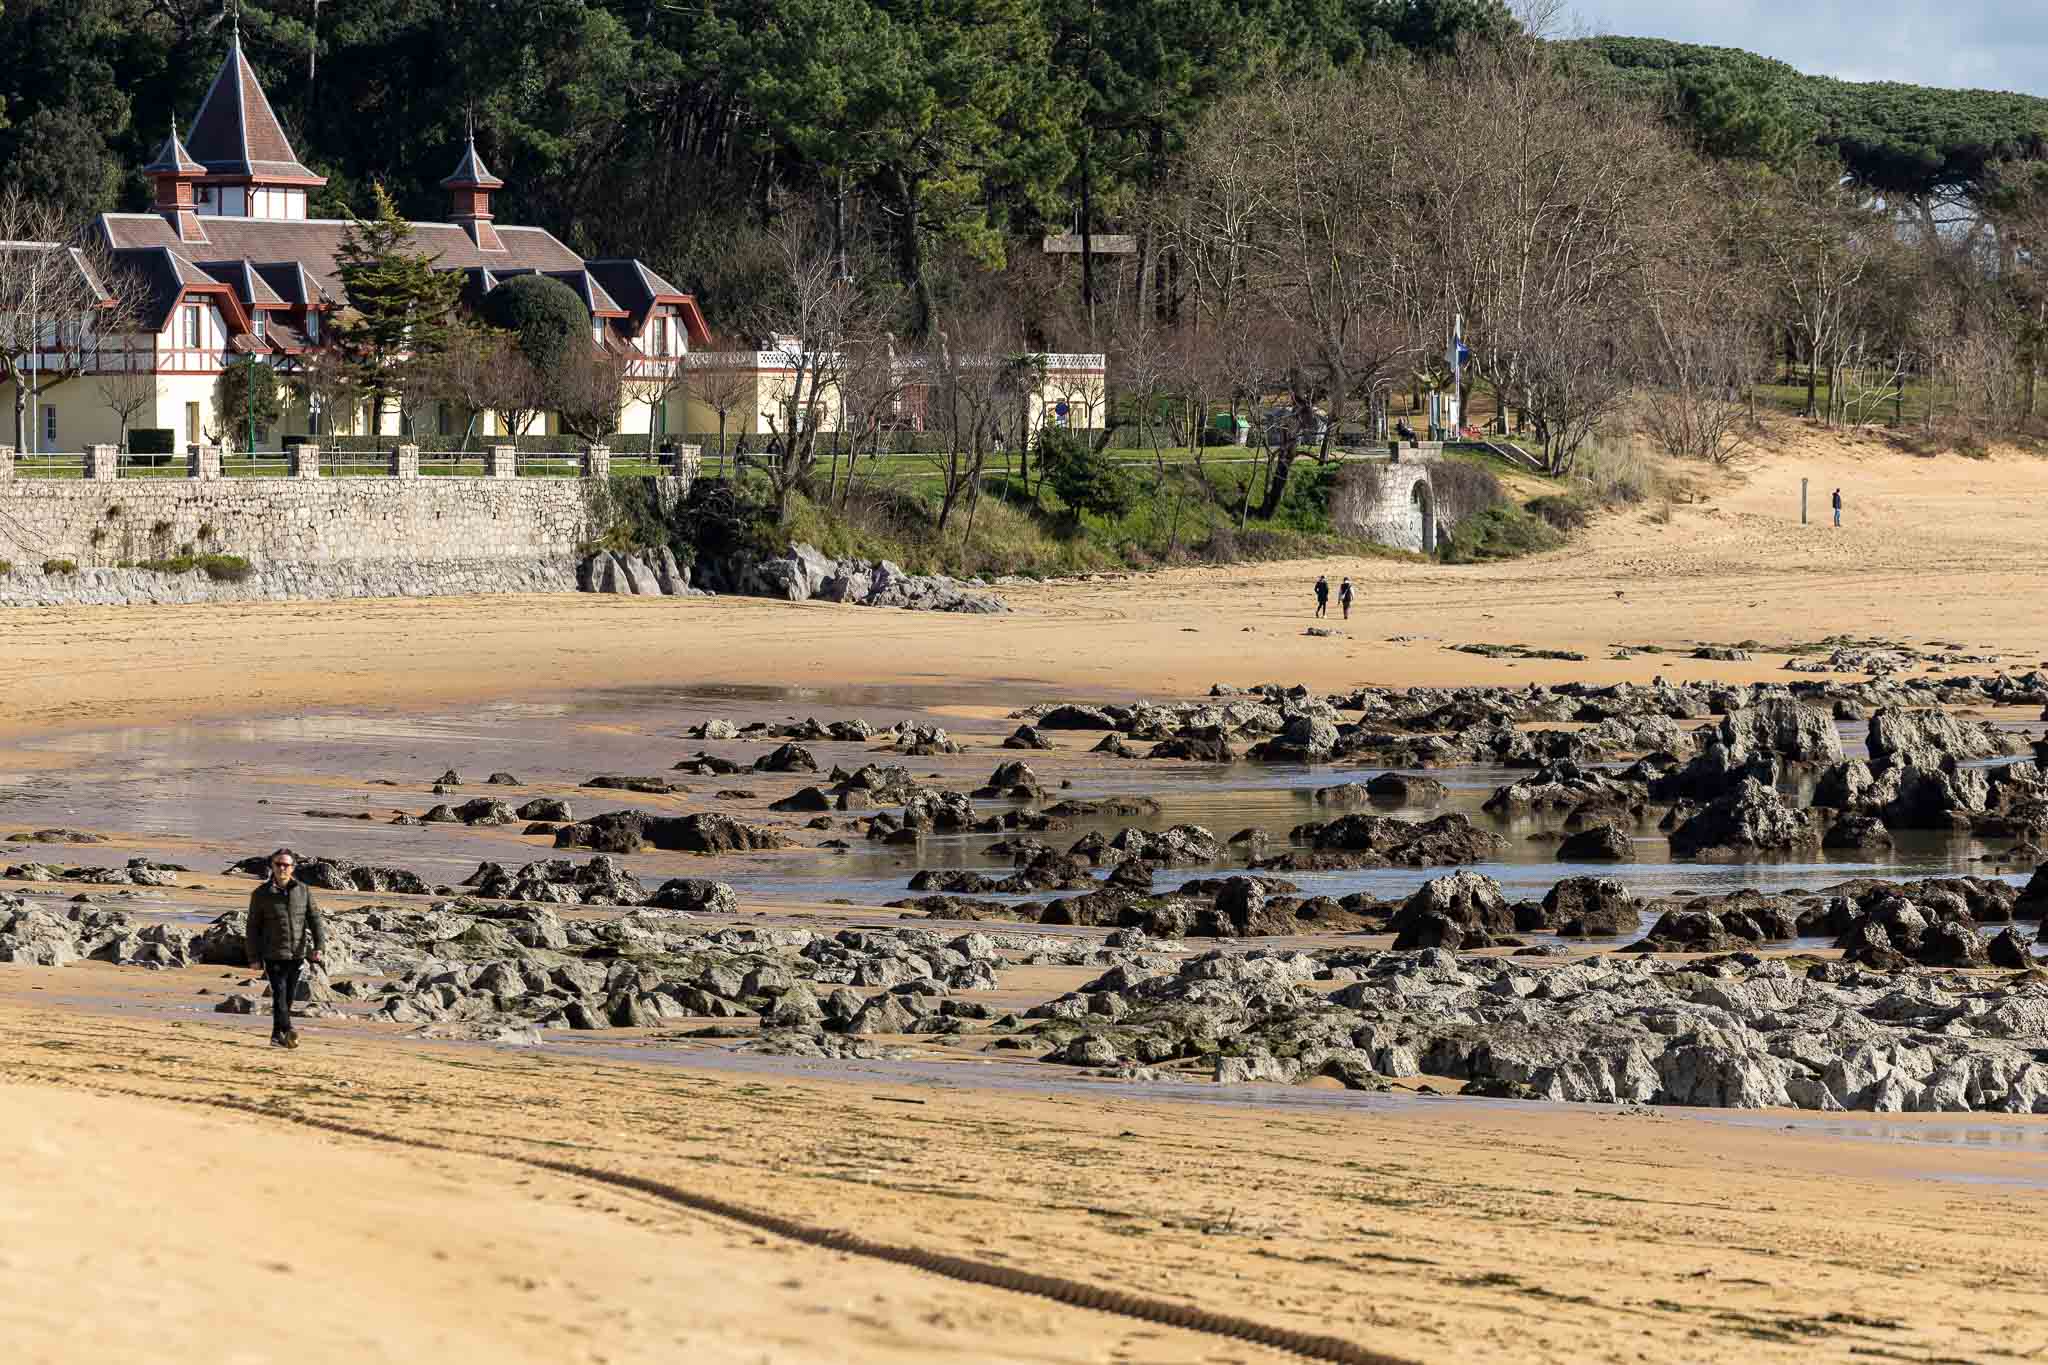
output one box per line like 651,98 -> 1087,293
247,879 -> 326,963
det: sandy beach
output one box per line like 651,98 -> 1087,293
2,429 -> 2042,739
7,989 -> 2048,1364
6,426 -> 2048,1364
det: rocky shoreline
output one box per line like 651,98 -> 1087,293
580,541 -> 1010,613
7,656 -> 2048,1116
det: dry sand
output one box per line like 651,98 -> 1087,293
1,1079 -> 1251,1365
7,426 -> 2048,1362
2,427 -> 2044,738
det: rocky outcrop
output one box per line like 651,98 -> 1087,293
224,855 -> 428,895
1389,870 -> 1514,949
552,810 -> 796,854
1668,779 -> 1821,860
462,856 -> 645,906
1546,877 -> 1640,936
1259,813 -> 1505,871
1556,823 -> 1634,861
688,543 -> 1009,613
578,547 -> 701,597
1029,947 -> 2048,1112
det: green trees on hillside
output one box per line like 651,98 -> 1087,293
1570,36 -> 2048,200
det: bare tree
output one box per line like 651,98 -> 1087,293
1172,79 -> 1418,514
1390,34 -> 1684,472
291,345 -> 361,445
0,189 -> 139,451
94,350 -> 155,450
829,334 -> 908,506
437,322 -> 545,441
556,346 -> 634,442
921,305 -> 1031,535
685,345 -> 755,471
1755,155 -> 1883,425
87,264 -> 158,450
747,217 -> 885,522
1636,170 -> 1770,462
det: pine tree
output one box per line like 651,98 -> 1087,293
331,182 -> 462,437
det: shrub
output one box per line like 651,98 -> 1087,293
480,274 -> 591,375
1038,425 -> 1134,519
1574,435 -> 1658,504
1526,492 -> 1594,531
131,553 -> 252,581
1325,461 -> 1387,537
41,559 -> 77,575
0,560 -> 12,574
1428,459 -> 1505,531
1437,505 -> 1563,563
199,553 -> 253,582
127,428 -> 175,456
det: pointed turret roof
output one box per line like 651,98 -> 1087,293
185,29 -> 326,185
441,133 -> 504,191
143,116 -> 205,176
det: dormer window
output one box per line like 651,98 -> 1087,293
252,314 -> 266,339
306,312 -> 319,340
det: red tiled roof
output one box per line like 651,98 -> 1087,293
98,214 -> 585,309
185,34 -> 325,185
585,258 -> 713,344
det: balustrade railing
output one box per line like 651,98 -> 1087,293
0,444 -> 700,482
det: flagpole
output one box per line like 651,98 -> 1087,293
1451,312 -> 1462,439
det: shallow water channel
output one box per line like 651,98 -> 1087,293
0,684 -> 2034,943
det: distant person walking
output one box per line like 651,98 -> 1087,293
1339,577 -> 1354,620
246,847 -> 326,1049
1314,575 -> 1330,618
1832,487 -> 1842,528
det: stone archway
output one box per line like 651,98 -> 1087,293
1412,480 -> 1436,554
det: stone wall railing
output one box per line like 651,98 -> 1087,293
0,443 -> 702,482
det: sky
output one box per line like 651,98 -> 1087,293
1566,1 -> 2048,97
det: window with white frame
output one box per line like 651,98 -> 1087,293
252,314 -> 266,339
182,304 -> 201,349
42,406 -> 56,445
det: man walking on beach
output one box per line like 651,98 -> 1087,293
1314,575 -> 1329,618
1832,488 -> 1842,527
246,848 -> 325,1049
1339,577 -> 1354,620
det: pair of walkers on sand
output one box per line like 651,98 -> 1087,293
1308,487 -> 1849,618
1313,575 -> 1354,620
246,847 -> 326,1049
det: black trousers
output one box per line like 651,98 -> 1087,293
265,958 -> 303,1037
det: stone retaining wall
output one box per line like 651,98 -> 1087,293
0,443 -> 694,606
0,558 -> 579,607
